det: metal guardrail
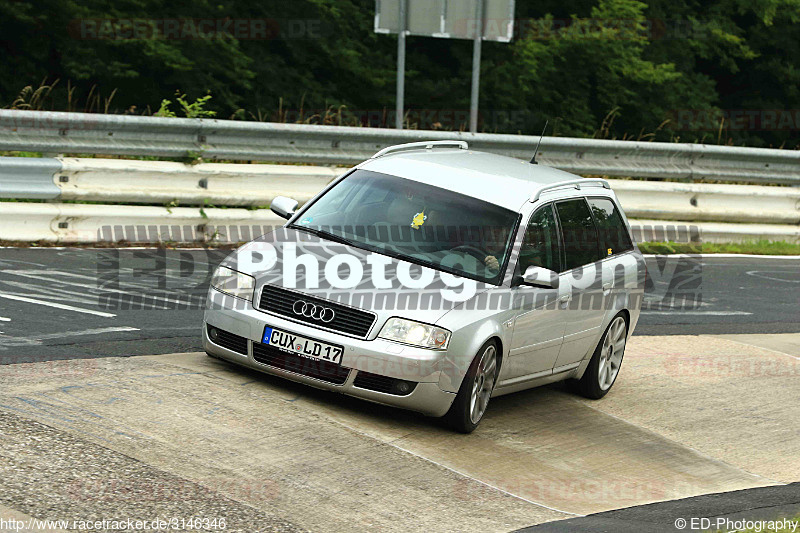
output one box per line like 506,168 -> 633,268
1,109 -> 799,184
0,157 -> 61,199
0,157 -> 798,244
1,110 -> 798,244
3,157 -> 798,223
1,201 -> 797,243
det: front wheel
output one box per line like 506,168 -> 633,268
569,314 -> 628,399
443,340 -> 499,433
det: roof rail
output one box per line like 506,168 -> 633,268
530,178 -> 610,202
371,140 -> 468,159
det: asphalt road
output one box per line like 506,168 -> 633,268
0,247 -> 797,362
2,336 -> 798,531
518,483 -> 800,533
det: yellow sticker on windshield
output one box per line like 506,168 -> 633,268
608,248 -> 613,256
411,211 -> 427,229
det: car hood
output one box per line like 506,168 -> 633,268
222,227 -> 492,327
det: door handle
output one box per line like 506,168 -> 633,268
602,282 -> 613,292
559,295 -> 571,303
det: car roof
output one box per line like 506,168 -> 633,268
357,148 -> 584,211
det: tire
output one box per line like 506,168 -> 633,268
568,314 -> 628,400
443,339 -> 499,433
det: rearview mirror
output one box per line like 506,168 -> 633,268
521,266 -> 559,289
270,196 -> 299,220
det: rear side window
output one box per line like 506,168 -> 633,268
555,199 -> 602,271
518,204 -> 561,274
588,198 -> 634,257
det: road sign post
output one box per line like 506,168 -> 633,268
375,0 -> 514,133
396,0 -> 407,129
470,0 -> 484,133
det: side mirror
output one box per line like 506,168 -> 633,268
270,196 -> 299,220
521,266 -> 559,289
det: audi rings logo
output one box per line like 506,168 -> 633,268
292,300 -> 335,323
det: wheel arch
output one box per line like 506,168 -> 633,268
574,308 -> 630,380
618,308 -> 631,331
437,320 -> 506,394
487,335 -> 504,374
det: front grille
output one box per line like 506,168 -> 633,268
207,324 -> 248,355
353,371 -> 417,396
258,284 -> 376,338
252,342 -> 350,385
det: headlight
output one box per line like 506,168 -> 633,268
378,318 -> 451,350
210,265 -> 255,301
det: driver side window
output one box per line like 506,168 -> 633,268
518,204 -> 561,274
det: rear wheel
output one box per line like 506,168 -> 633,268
569,314 -> 628,399
443,340 -> 498,433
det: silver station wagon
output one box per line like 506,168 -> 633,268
203,141 -> 645,432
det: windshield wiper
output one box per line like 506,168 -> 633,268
288,225 -> 355,246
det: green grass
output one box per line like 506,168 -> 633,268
0,150 -> 43,157
638,240 -> 800,255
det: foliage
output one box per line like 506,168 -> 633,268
155,92 -> 216,118
1,0 -> 799,147
154,99 -> 176,118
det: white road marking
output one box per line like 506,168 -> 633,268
641,311 -> 753,316
0,259 -> 49,268
745,270 -> 800,283
2,267 -> 205,284
0,280 -> 104,306
0,269 -> 101,280
0,317 -> 10,322
0,271 -> 200,308
1,268 -> 207,295
0,292 -> 116,317
0,327 -> 139,349
10,327 -> 140,342
0,327 -> 140,349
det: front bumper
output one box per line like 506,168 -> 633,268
203,292 -> 456,417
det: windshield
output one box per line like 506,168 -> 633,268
290,170 -> 520,284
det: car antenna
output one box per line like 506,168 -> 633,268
530,119 -> 549,164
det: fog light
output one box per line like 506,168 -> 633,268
209,327 -> 219,341
394,380 -> 412,395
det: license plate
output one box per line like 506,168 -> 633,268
262,326 -> 344,364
